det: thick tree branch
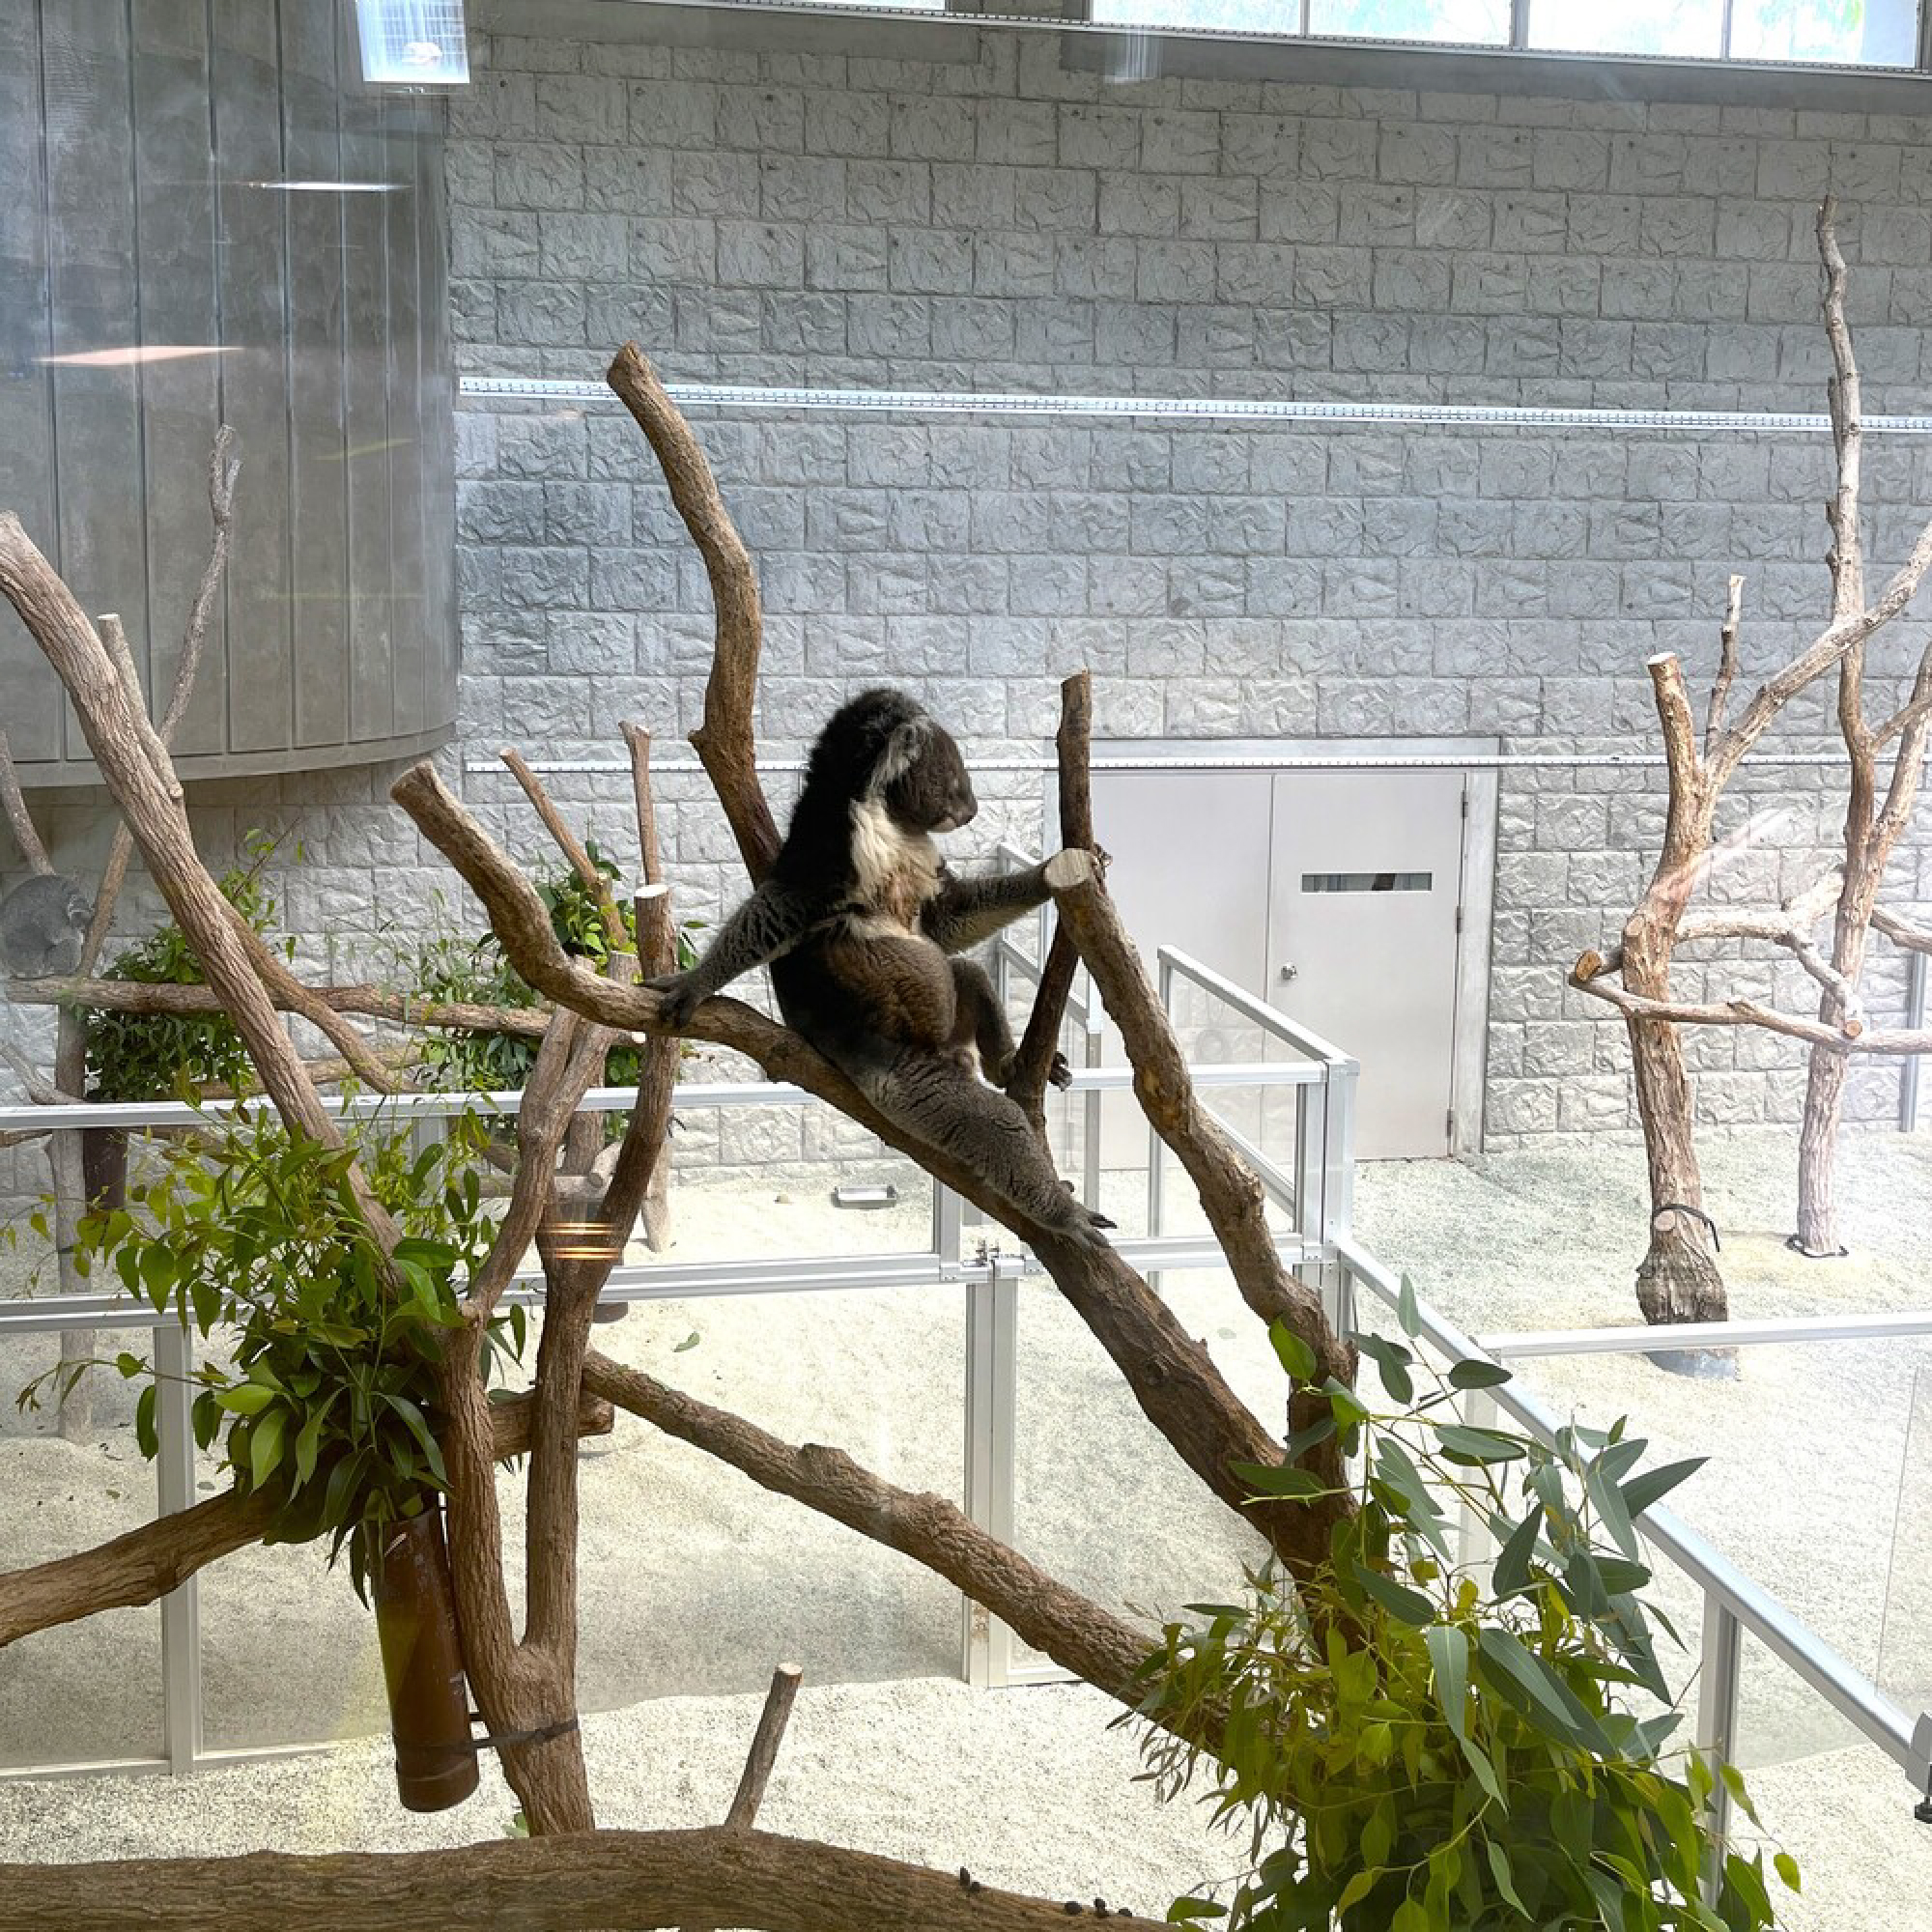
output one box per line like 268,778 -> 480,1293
9,974 -> 552,1040
1010,671 -> 1094,1129
0,1829 -> 1110,1932
0,1393 -> 613,1651
607,345 -> 778,881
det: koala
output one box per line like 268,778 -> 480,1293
0,873 -> 92,979
651,689 -> 1110,1248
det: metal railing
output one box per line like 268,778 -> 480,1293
1334,1244 -> 1932,1839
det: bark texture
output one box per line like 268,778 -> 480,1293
0,1830 -> 1111,1932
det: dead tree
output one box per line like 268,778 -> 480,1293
1572,198 -> 1932,1321
0,341 -> 1356,1927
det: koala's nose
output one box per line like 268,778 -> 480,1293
954,787 -> 978,826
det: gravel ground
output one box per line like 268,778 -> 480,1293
4,1125 -> 1930,1927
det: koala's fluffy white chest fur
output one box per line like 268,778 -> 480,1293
848,797 -> 942,932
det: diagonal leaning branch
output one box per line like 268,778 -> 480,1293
0,1392 -> 613,1651
391,760 -> 1320,1576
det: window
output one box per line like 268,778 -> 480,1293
1529,0 -> 1918,61
1308,0 -> 1507,41
1302,872 -> 1435,894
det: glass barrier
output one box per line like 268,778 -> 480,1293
0,1323 -> 165,1768
577,1281 -> 965,1704
1727,1629 -> 1932,1932
1877,1361 -> 1932,1723
1009,1265 -> 1275,1675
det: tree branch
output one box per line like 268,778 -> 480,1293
1009,671 -> 1094,1129
607,345 -> 777,882
1702,575 -> 1745,753
0,1829 -> 1117,1932
0,1392 -> 613,1651
0,731 -> 52,873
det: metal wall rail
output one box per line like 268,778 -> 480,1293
460,375 -> 1932,440
1482,1309 -> 1932,1359
1336,1235 -> 1932,1808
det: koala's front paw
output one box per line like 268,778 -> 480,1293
1046,1050 -> 1073,1092
646,972 -> 703,1031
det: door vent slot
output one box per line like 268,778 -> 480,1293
1301,871 -> 1433,895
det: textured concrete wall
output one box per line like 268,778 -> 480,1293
7,23 -> 1931,1205
443,24 -> 1932,1150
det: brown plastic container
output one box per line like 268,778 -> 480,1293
372,1505 -> 480,1813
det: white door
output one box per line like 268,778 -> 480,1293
1074,769 -> 1275,1173
1264,770 -> 1466,1159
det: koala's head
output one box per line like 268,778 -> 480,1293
822,688 -> 978,836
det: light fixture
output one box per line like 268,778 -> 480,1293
39,345 -> 233,368
353,0 -> 470,86
245,179 -> 405,193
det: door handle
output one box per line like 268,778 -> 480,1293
1279,963 -> 1298,982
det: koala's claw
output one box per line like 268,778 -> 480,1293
1046,1051 -> 1073,1092
646,973 -> 702,1031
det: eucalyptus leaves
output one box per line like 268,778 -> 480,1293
1136,1288 -> 1796,1932
78,1109 -> 513,1599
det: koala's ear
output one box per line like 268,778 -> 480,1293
872,716 -> 932,793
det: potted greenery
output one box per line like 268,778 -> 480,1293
1136,1292 -> 1798,1932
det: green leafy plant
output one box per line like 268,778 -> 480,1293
410,838 -> 701,1107
39,1105 -> 516,1600
82,829 -> 292,1103
1136,1294 -> 1797,1932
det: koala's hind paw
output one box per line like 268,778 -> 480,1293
645,972 -> 702,1031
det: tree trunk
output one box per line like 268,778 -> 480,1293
1794,1047 -> 1852,1255
1627,1009 -> 1726,1324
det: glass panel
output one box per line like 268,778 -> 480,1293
1728,1634 -> 1932,1928
1877,1362 -> 1932,1719
1309,0 -> 1509,41
1010,1266 -> 1273,1674
0,1323 -> 166,1768
1528,0 -> 1725,55
1092,0 -> 1301,29
572,1283 -> 964,1704
352,0 -> 471,87
1728,0 -> 1920,64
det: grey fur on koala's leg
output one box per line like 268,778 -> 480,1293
858,1055 -> 1114,1249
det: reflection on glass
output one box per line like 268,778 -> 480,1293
1528,0 -> 1725,55
0,1325 -> 166,1766
1728,0 -> 1919,63
1093,0 -> 1298,29
1310,0 -> 1509,40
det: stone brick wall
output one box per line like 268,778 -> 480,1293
7,21 -> 1931,1204
443,21 -> 1932,1151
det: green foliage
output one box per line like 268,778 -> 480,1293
1135,1306 -> 1797,1932
410,837 -> 701,1110
53,1106 -> 516,1601
82,830 -> 291,1103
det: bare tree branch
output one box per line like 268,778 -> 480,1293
0,1393 -> 613,1651
607,344 -> 778,881
0,1829 -> 1114,1932
1010,671 -> 1094,1130
1702,574 -> 1745,753
0,731 -> 52,874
